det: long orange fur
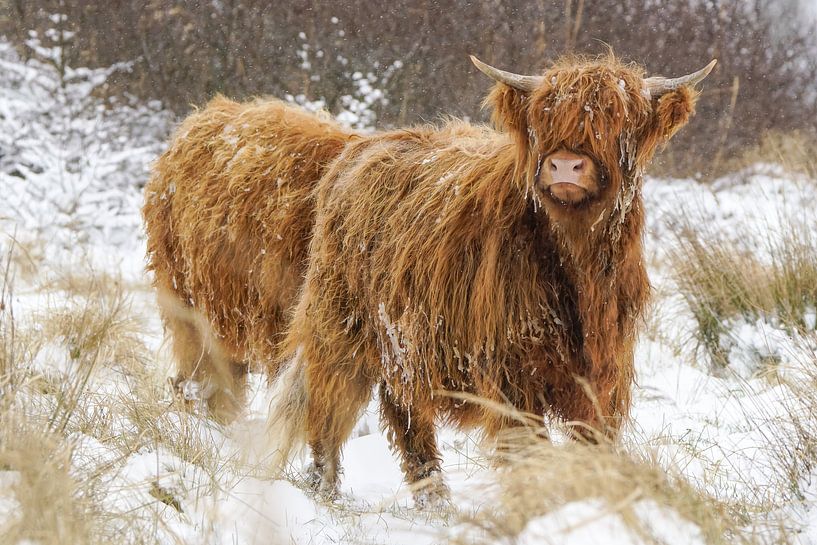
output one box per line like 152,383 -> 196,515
142,56 -> 703,503
277,55 -> 702,501
143,96 -> 355,418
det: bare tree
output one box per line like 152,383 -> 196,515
2,0 -> 815,177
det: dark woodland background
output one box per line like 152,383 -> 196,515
2,0 -> 816,177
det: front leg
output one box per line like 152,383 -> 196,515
378,383 -> 450,508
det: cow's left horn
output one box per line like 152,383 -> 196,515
470,55 -> 543,93
644,59 -> 718,97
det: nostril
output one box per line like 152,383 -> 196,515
550,157 -> 586,178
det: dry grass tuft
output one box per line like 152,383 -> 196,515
0,252 -> 143,543
0,243 -> 230,544
764,335 -> 817,501
455,428 -> 753,545
36,271 -> 233,474
3,235 -> 44,284
653,129 -> 817,182
727,131 -> 817,181
0,419 -> 94,544
40,280 -> 147,371
672,228 -> 768,366
30,275 -> 153,439
670,213 -> 817,511
671,221 -> 817,367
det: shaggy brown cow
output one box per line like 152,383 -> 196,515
143,97 -> 355,419
266,54 -> 715,505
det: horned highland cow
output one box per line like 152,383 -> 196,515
266,54 -> 716,506
143,97 -> 355,419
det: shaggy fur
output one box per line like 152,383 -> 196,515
143,96 -> 355,419
274,55 -> 703,501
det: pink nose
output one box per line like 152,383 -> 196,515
550,158 -> 585,184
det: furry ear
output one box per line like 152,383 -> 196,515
638,86 -> 699,162
655,85 -> 698,140
485,83 -> 530,150
484,83 -> 532,178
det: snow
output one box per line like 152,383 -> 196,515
0,37 -> 171,281
0,472 -> 22,528
290,37 -> 396,130
4,33 -> 817,545
516,499 -> 705,545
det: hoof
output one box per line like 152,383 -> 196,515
412,479 -> 451,510
303,463 -> 322,491
318,479 -> 340,501
303,463 -> 340,501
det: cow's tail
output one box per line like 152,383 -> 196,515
258,353 -> 309,475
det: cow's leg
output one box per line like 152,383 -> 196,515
484,413 -> 549,466
162,305 -> 246,422
550,375 -> 618,443
215,359 -> 249,417
304,353 -> 373,499
379,383 -> 449,508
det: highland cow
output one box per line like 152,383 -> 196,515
267,54 -> 716,505
143,97 -> 355,419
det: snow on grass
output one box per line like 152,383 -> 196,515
3,34 -> 817,544
515,499 -> 706,545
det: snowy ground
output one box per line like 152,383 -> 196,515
2,37 -> 817,545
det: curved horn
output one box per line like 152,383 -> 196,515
644,59 -> 717,97
470,55 -> 543,93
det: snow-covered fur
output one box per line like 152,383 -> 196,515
276,55 -> 701,499
143,96 -> 355,419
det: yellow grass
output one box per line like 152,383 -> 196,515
671,219 -> 817,367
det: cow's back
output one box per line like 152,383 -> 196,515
143,96 -> 355,369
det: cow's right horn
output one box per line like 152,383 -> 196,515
470,55 -> 543,93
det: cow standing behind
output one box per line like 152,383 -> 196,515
267,55 -> 715,505
143,97 -> 355,419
